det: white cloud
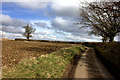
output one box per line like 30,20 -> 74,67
0,30 -> 24,39
47,0 -> 80,17
34,22 -> 47,28
2,0 -> 54,2
35,30 -> 51,35
2,0 -> 97,11
32,33 -> 64,41
0,14 -> 26,27
15,2 -> 48,10
51,17 -> 101,41
0,14 -> 12,26
4,33 -> 23,39
46,0 -> 97,17
0,14 -> 30,39
0,31 -> 7,38
65,35 -> 100,42
2,26 -> 24,34
51,17 -> 87,35
0,14 -> 32,39
33,20 -> 52,28
0,30 -> 3,39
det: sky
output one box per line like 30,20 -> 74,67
0,0 -> 118,42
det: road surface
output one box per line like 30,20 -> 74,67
69,47 -> 114,79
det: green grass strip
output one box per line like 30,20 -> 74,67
3,46 -> 85,78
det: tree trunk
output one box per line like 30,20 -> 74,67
27,36 -> 29,39
102,39 -> 105,42
27,34 -> 29,39
109,36 -> 114,42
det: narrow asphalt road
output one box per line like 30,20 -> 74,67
70,47 -> 114,79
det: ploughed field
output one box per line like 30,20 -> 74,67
2,40 -> 76,68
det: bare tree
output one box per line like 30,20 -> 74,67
78,0 -> 120,42
23,24 -> 36,39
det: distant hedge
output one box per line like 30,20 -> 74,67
83,42 -> 120,79
15,38 -> 84,44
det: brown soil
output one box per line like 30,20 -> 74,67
2,41 -> 76,68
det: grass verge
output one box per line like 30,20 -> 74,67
3,45 -> 85,78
